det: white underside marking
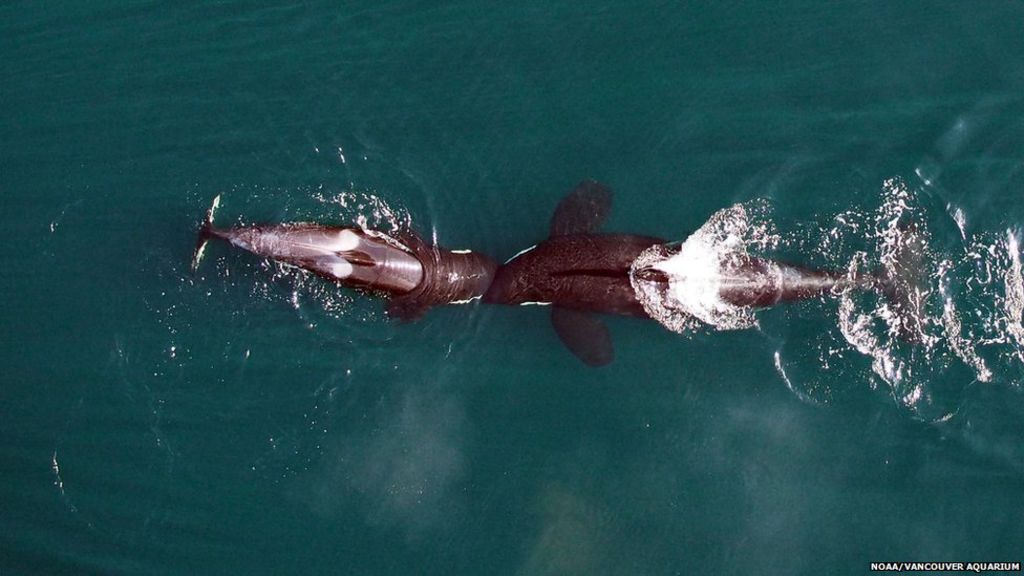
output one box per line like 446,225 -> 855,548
192,242 -> 208,268
191,194 -> 221,270
450,249 -> 473,254
504,244 -> 537,264
330,260 -> 353,279
519,301 -> 552,306
449,295 -> 482,305
209,194 -> 221,218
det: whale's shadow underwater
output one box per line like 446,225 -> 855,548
194,181 -> 919,366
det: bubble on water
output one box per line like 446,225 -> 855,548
311,188 -> 412,237
804,178 -> 1022,417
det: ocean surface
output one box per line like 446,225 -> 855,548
3,3 -> 1024,574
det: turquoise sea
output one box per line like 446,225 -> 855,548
4,3 -> 1024,574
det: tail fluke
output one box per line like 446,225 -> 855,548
191,194 -> 221,272
882,222 -> 928,342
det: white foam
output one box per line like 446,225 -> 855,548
941,292 -> 992,382
653,238 -> 730,326
831,179 -> 929,405
822,178 -> 1024,416
1003,229 -> 1024,362
630,201 -> 777,333
634,175 -> 1023,416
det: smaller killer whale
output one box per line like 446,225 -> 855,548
483,181 -> 894,366
192,196 -> 497,318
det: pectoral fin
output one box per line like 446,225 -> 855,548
386,295 -> 429,322
550,307 -> 614,367
549,180 -> 613,237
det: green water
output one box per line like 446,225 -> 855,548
4,3 -> 1024,574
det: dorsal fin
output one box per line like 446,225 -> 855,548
550,307 -> 614,367
549,180 -> 613,237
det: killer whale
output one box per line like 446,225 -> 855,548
482,181 -> 883,366
192,195 -> 496,319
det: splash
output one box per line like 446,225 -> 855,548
632,177 -> 1023,421
775,178 -> 1024,420
1003,231 -> 1024,362
828,179 -> 1024,418
630,200 -> 779,334
311,188 -> 412,238
831,179 -> 936,406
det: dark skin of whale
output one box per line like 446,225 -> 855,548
480,181 -> 658,365
482,180 -> 872,365
483,234 -> 664,316
482,231 -> 664,367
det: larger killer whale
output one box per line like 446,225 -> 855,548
481,181 -> 880,366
